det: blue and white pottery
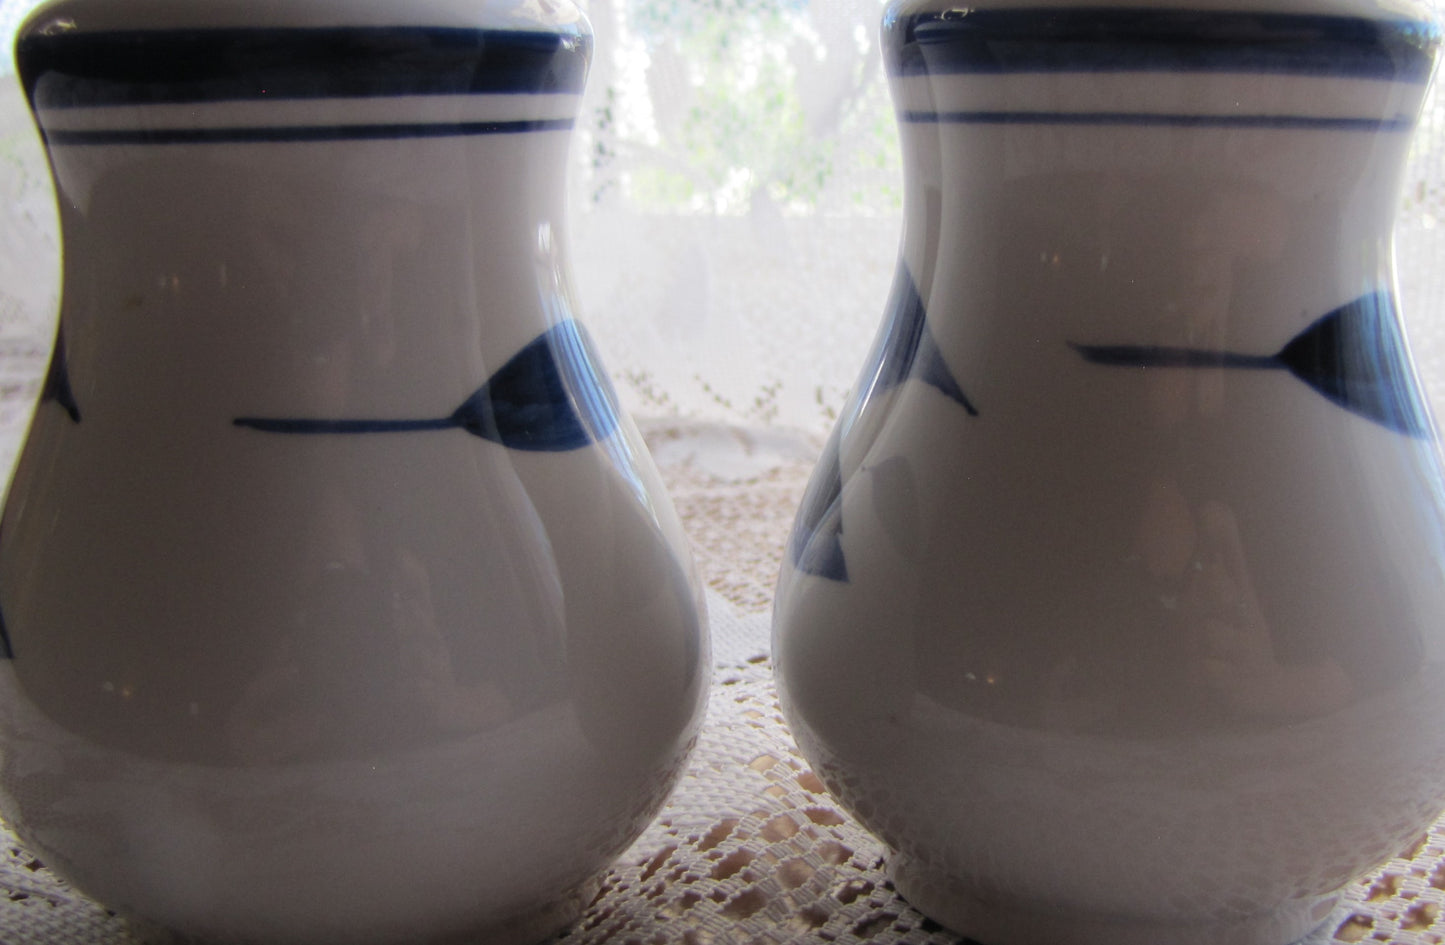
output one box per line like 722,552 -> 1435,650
0,1 -> 708,943
774,1 -> 1445,943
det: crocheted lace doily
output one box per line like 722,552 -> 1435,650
1,420 -> 1444,945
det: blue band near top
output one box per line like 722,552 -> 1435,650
899,110 -> 1416,131
883,8 -> 1441,81
39,119 -> 577,146
17,26 -> 592,109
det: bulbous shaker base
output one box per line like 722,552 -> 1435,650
124,878 -> 603,945
888,855 -> 1338,945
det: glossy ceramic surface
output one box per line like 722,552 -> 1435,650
774,2 -> 1445,943
0,2 -> 708,943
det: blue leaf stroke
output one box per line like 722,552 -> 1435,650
235,319 -> 620,450
1072,292 -> 1432,437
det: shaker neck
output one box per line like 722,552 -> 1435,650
880,2 -> 1441,360
881,2 -> 1441,236
15,15 -> 592,213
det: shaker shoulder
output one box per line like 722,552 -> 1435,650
881,0 -> 1442,79
14,0 -> 592,108
18,0 -> 589,37
883,0 -> 1440,19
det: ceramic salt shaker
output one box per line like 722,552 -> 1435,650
0,1 -> 709,942
775,1 -> 1445,943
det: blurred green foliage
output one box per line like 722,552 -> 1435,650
583,0 -> 901,215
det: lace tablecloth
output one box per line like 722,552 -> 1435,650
0,404 -> 1444,945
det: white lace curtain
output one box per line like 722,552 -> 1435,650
2,0 -> 1444,437
570,0 -> 1445,433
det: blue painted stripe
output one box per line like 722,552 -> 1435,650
17,27 -> 591,109
234,417 -> 458,434
885,9 -> 1440,81
43,118 -> 576,146
902,110 -> 1415,131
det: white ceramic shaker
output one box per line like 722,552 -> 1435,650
0,1 -> 708,943
775,1 -> 1445,943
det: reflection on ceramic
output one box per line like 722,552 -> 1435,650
788,262 -> 980,582
775,3 -> 1445,944
0,2 -> 709,944
40,327 -> 79,423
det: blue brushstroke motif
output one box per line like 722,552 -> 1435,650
42,327 -> 80,423
234,319 -> 620,451
788,428 -> 848,582
0,525 -> 10,659
867,262 -> 979,413
0,599 -> 12,660
1072,291 -> 1432,437
788,263 -> 978,581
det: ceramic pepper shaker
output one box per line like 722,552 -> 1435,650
0,1 -> 708,942
775,2 -> 1445,943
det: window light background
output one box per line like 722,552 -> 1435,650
0,0 -> 1442,447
